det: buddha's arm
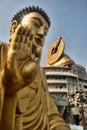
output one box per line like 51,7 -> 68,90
0,42 -> 9,121
2,25 -> 39,95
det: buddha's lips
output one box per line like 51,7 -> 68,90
35,37 -> 41,46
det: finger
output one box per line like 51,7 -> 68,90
27,47 -> 32,56
18,26 -> 33,47
11,42 -> 19,50
30,33 -> 33,41
19,27 -> 32,48
24,29 -> 33,45
25,36 -> 32,48
19,37 -> 28,51
13,26 -> 28,50
15,24 -> 23,35
34,57 -> 40,64
35,47 -> 42,58
22,28 -> 29,44
25,27 -> 31,37
11,35 -> 22,50
22,35 -> 26,43
23,43 -> 28,51
19,41 -> 24,50
25,27 -> 33,41
14,34 -> 23,44
12,25 -> 25,43
24,41 -> 32,56
24,44 -> 32,56
10,25 -> 23,49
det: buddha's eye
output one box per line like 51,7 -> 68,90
33,22 -> 40,28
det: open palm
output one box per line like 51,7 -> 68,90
5,25 -> 39,94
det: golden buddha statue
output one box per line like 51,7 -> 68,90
46,36 -> 74,67
0,6 -> 70,130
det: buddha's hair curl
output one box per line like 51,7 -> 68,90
11,6 -> 51,27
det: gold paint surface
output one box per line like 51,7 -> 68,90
46,37 -> 64,65
0,9 -> 70,130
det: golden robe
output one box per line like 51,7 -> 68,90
0,43 -> 70,130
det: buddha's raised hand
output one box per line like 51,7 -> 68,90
4,25 -> 40,94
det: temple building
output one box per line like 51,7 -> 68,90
43,36 -> 87,118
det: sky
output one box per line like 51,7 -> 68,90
0,0 -> 87,70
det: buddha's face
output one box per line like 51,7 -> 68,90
11,12 -> 49,63
21,12 -> 49,48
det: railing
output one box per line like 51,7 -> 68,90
47,79 -> 67,83
45,71 -> 78,77
48,88 -> 67,92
